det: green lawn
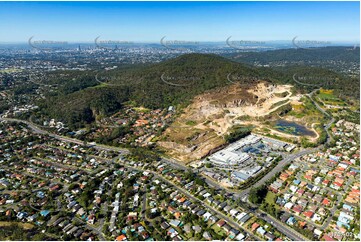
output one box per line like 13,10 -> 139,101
211,224 -> 227,237
317,92 -> 345,106
317,91 -> 337,99
265,191 -> 277,205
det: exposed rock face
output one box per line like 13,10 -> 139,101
158,81 -> 297,163
213,99 -> 255,108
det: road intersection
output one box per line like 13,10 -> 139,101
0,101 -> 334,242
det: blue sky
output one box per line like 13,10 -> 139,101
0,1 -> 359,43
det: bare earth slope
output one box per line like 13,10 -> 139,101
158,81 -> 302,163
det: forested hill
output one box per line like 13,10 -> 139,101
223,46 -> 360,76
102,54 -> 263,109
39,54 -> 265,128
37,53 -> 358,129
224,46 -> 359,64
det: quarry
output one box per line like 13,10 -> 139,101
158,81 -> 304,163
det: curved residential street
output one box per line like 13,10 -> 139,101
0,91 -> 335,242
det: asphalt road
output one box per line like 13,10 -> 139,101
149,169 -> 262,241
306,89 -> 335,144
321,176 -> 354,230
141,187 -> 147,220
0,116 -> 329,241
0,117 -> 129,154
74,217 -> 105,241
258,211 -> 306,241
235,148 -> 318,199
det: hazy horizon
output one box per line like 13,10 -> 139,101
0,1 -> 359,43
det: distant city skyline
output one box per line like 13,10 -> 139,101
0,1 -> 359,43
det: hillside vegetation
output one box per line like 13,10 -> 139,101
36,53 -> 359,129
225,46 -> 359,64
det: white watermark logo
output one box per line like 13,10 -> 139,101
160,36 -> 199,50
226,36 -> 266,50
292,73 -> 335,88
94,72 -> 124,87
160,73 -> 199,87
28,36 -> 68,51
94,36 -> 134,50
292,36 -> 331,49
227,73 -> 259,84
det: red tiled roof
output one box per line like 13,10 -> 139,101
322,198 -> 330,206
293,205 -> 302,213
116,235 -> 127,241
251,223 -> 260,231
322,234 -> 335,241
217,220 -> 226,227
303,211 -> 314,218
